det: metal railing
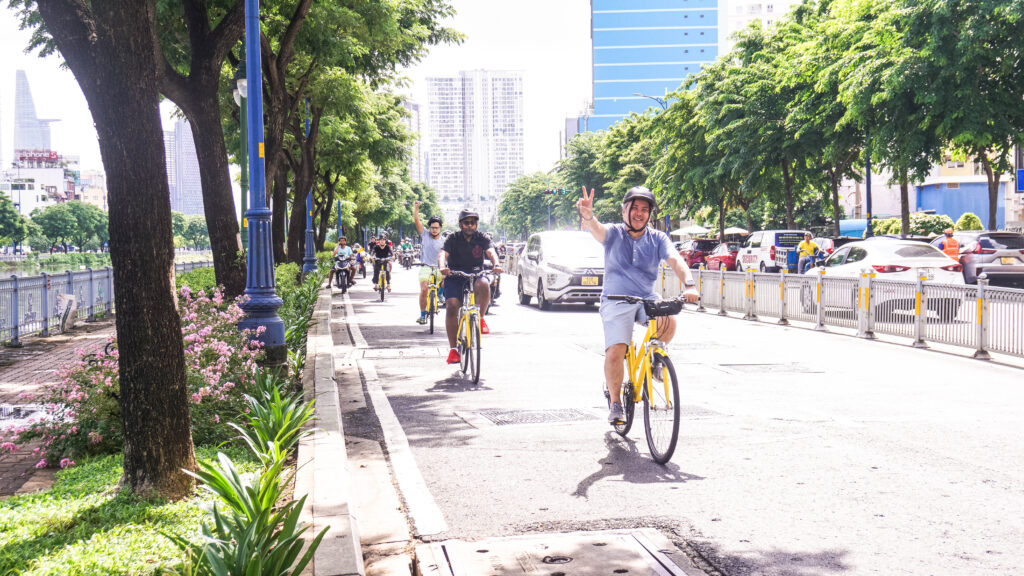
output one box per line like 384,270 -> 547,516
0,260 -> 213,346
659,265 -> 1024,360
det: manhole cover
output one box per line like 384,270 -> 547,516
717,363 -> 822,374
361,347 -> 444,359
474,408 -> 599,426
416,529 -> 700,575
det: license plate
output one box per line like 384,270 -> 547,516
581,276 -> 599,286
1001,257 -> 1018,265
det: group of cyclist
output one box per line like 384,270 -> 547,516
331,184 -> 700,428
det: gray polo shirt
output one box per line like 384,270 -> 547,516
602,223 -> 674,299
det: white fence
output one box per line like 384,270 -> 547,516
657,266 -> 1024,360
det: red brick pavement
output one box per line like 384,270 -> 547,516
0,317 -> 116,497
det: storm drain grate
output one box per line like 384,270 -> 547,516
474,408 -> 599,426
718,363 -> 822,374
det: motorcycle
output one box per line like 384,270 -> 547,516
401,250 -> 413,269
800,249 -> 827,273
484,262 -> 501,314
334,255 -> 353,293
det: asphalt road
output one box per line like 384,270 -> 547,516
336,263 -> 1024,576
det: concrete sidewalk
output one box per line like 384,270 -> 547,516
0,317 -> 116,497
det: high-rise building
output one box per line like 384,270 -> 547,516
401,100 -> 425,183
14,70 -> 59,154
718,0 -> 800,52
427,70 -> 524,223
587,0 -> 719,132
163,118 -> 204,215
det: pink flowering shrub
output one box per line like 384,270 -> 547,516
4,287 -> 264,465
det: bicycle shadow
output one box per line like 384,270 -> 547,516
426,372 -> 493,393
572,431 -> 704,499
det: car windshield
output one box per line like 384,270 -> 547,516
695,240 -> 718,250
980,234 -> 1024,250
892,244 -> 945,259
545,235 -> 604,258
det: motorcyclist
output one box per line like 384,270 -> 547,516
797,233 -> 819,274
332,236 -> 354,287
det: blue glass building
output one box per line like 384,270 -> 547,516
587,0 -> 719,132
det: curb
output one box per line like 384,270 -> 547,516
297,288 -> 365,576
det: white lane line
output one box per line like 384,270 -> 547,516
342,291 -> 448,536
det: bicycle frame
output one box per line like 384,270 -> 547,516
623,316 -> 663,403
459,283 -> 479,345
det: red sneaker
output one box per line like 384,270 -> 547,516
446,349 -> 461,364
479,318 -> 490,334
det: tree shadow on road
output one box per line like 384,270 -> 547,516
572,432 -> 704,499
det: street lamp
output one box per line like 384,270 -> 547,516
302,99 -> 317,275
238,0 -> 286,365
232,46 -> 249,251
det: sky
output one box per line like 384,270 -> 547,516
0,0 -> 593,175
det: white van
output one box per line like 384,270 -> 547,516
736,229 -> 807,272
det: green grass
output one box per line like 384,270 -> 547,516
0,446 -> 259,576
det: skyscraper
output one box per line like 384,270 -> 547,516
427,70 -> 524,223
163,118 -> 204,215
14,70 -> 59,153
587,0 -> 719,131
401,100 -> 425,183
719,0 -> 800,52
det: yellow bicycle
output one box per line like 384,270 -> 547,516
371,257 -> 390,302
447,270 -> 489,385
605,295 -> 686,464
417,262 -> 443,334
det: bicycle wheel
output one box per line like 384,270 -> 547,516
470,313 -> 481,385
379,277 -> 386,302
428,292 -> 436,334
643,350 -> 680,464
457,312 -> 470,374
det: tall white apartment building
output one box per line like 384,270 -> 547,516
426,70 -> 524,224
163,118 -> 204,215
401,100 -> 425,183
718,0 -> 800,53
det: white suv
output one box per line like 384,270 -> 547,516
517,231 -> 604,310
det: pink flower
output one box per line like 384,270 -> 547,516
34,459 -> 47,469
0,442 -> 17,453
60,458 -> 75,469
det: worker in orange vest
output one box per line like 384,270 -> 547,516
936,228 -> 960,261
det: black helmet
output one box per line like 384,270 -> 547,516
622,186 -> 658,214
458,208 -> 479,223
428,216 -> 443,227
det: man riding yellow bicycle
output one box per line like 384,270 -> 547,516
577,185 -> 700,425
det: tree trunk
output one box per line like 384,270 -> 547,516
718,196 -> 727,242
287,192 -> 307,264
781,161 -> 795,229
182,97 -> 246,297
37,0 -> 195,499
981,157 -> 999,231
830,171 -> 842,237
271,166 -> 288,263
900,177 -> 911,236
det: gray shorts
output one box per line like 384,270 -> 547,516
599,299 -> 650,350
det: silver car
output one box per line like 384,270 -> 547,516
929,231 -> 1024,286
517,231 -> 604,310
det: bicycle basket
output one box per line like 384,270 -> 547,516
643,298 -> 684,317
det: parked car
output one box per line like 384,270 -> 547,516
738,230 -> 807,272
928,231 -> 1024,286
517,231 -> 604,310
705,242 -> 739,271
813,236 -> 860,255
800,240 -> 965,320
677,239 -> 719,268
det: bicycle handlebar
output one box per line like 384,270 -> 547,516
446,270 -> 492,280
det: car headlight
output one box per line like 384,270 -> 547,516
547,272 -> 570,289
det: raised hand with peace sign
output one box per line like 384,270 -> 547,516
577,186 -> 607,242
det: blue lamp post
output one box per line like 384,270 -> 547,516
239,0 -> 286,365
337,200 -> 342,240
302,99 -> 317,275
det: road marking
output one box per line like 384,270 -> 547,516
342,291 -> 448,536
